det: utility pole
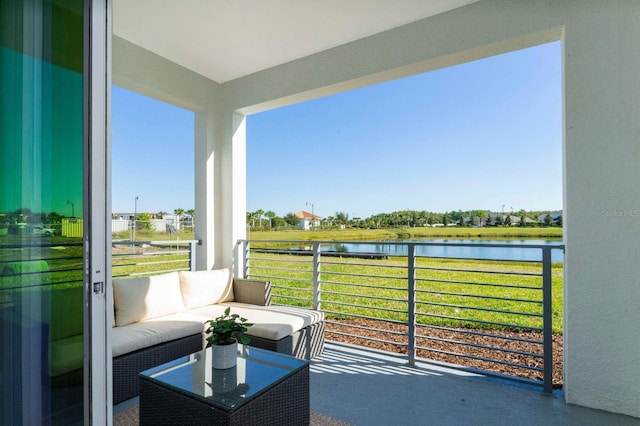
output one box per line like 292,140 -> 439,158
132,196 -> 139,251
67,200 -> 75,217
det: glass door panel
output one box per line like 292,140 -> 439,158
1,0 -> 85,424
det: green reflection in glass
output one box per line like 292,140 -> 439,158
1,0 -> 85,424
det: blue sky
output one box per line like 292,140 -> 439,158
112,87 -> 195,214
113,41 -> 561,218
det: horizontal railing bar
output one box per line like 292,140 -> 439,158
272,285 -> 312,293
321,309 -> 407,325
112,240 -> 199,246
113,268 -> 189,277
416,288 -> 542,305
249,274 -> 311,282
320,260 -> 407,269
322,301 -> 406,315
415,265 -> 542,277
0,242 -> 83,249
415,300 -> 543,318
417,324 -> 543,345
326,330 -> 408,348
44,267 -> 84,274
249,265 -> 311,273
112,259 -> 187,268
2,280 -> 84,290
321,279 -> 406,292
412,356 -> 547,389
0,256 -> 84,264
320,270 -> 407,281
415,255 -> 542,264
415,311 -> 543,332
272,295 -> 312,303
321,290 -> 406,303
416,333 -> 543,359
248,256 -> 311,264
415,345 -> 544,372
325,319 -> 408,337
0,270 -> 51,278
112,253 -> 190,261
416,277 -> 542,291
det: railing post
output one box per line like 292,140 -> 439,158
243,240 -> 250,279
312,242 -> 321,311
233,240 -> 239,278
407,243 -> 416,367
542,247 -> 553,394
189,241 -> 197,271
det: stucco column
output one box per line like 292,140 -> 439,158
194,108 -> 246,270
194,109 -> 215,270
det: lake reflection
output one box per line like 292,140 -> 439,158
323,239 -> 564,263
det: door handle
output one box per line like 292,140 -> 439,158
93,281 -> 104,294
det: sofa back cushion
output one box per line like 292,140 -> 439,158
178,269 -> 234,309
113,272 -> 185,327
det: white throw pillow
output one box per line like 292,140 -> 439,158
113,272 -> 185,327
178,269 -> 234,309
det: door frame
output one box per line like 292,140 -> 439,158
84,0 -> 112,423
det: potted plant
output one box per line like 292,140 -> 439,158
205,307 -> 253,369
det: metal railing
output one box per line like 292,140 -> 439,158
235,239 -> 564,393
0,240 -> 200,295
111,240 -> 199,278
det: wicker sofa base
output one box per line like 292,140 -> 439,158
113,322 -> 323,404
113,334 -> 202,405
247,321 -> 325,360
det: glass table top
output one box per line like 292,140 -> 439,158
140,345 -> 308,410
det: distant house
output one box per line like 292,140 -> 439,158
294,211 -> 322,230
537,211 -> 563,222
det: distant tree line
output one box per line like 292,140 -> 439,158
246,208 -> 562,231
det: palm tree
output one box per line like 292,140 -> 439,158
255,209 -> 265,228
265,211 -> 276,229
335,211 -> 349,225
187,209 -> 195,227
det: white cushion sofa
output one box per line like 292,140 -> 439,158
111,269 -> 324,404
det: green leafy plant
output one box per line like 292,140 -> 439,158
204,307 -> 253,346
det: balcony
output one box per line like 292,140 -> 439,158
108,239 -> 640,424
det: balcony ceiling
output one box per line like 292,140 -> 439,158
113,0 -> 479,83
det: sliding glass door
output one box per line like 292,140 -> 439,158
0,0 -> 109,424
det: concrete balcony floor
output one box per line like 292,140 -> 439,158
312,342 -> 640,426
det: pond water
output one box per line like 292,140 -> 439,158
318,239 -> 565,263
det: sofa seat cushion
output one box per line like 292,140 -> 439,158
49,334 -> 83,377
112,313 -> 204,358
181,304 -> 233,320
216,302 -> 324,342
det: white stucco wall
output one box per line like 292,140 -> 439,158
113,0 -> 640,417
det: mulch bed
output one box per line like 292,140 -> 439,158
325,318 -> 563,388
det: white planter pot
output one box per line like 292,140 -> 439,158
211,341 -> 238,369
212,366 -> 238,393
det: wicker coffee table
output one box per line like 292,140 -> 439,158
139,345 -> 309,426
